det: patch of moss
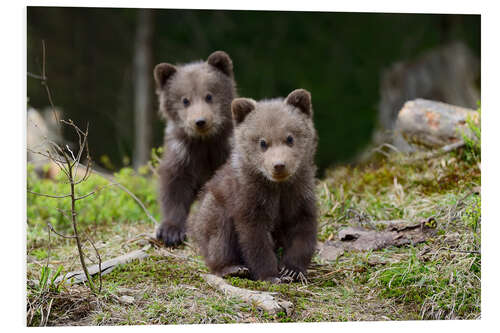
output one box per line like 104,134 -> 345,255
104,256 -> 203,287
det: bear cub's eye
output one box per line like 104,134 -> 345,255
182,98 -> 190,107
260,139 -> 268,151
205,94 -> 213,103
286,135 -> 294,146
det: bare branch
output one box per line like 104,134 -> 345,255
66,144 -> 76,163
113,182 -> 158,226
74,191 -> 96,201
61,119 -> 87,137
45,224 -> 52,282
55,208 -> 72,221
46,147 -> 69,172
443,247 -> 481,255
27,190 -> 71,199
47,223 -> 76,239
371,142 -> 401,158
38,40 -> 60,127
78,158 -> 92,184
75,182 -> 119,201
47,149 -> 70,178
402,140 -> 465,164
74,124 -> 92,184
381,143 -> 400,153
42,40 -> 46,80
27,72 -> 44,80
27,148 -> 61,164
86,236 -> 103,293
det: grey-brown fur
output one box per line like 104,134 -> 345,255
154,51 -> 237,246
189,89 -> 318,282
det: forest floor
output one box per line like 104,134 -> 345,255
26,146 -> 481,326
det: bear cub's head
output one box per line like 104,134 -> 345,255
154,51 -> 236,139
231,89 -> 316,183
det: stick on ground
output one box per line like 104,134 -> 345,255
54,245 -> 150,285
201,274 -> 294,316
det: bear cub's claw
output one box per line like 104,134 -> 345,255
156,223 -> 186,247
279,267 -> 307,284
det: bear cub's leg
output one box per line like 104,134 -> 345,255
156,161 -> 197,246
278,215 -> 317,282
236,224 -> 280,282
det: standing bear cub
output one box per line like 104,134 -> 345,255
189,89 -> 318,282
154,51 -> 236,246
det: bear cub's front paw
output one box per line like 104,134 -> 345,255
156,222 -> 186,247
279,267 -> 307,283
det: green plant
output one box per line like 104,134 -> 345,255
464,195 -> 481,250
464,195 -> 481,232
37,265 -> 65,293
460,106 -> 481,164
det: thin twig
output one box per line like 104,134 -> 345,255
27,72 -> 45,80
27,190 -> 71,199
47,223 -> 76,239
89,168 -> 159,226
59,137 -> 95,293
66,144 -> 76,164
381,143 -> 400,153
402,140 -> 465,164
444,247 -> 481,255
86,237 -> 103,293
45,224 -> 52,285
75,182 -> 119,201
38,40 -> 60,127
371,142 -> 401,158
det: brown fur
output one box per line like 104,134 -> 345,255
154,51 -> 237,246
189,89 -> 318,282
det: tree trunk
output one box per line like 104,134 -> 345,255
133,9 -> 154,169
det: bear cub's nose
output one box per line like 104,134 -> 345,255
195,119 -> 206,128
273,163 -> 286,173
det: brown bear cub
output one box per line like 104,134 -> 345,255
189,89 -> 318,283
154,51 -> 237,246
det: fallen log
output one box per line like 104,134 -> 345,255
395,99 -> 479,150
53,245 -> 150,285
201,274 -> 294,316
318,218 -> 437,261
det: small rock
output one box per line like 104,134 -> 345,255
278,300 -> 294,316
116,287 -> 135,295
318,242 -> 345,261
366,256 -> 389,266
119,295 -> 135,304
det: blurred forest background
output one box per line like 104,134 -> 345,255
27,7 -> 480,174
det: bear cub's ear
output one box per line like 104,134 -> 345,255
207,51 -> 234,77
231,98 -> 256,125
285,89 -> 312,117
154,63 -> 177,90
